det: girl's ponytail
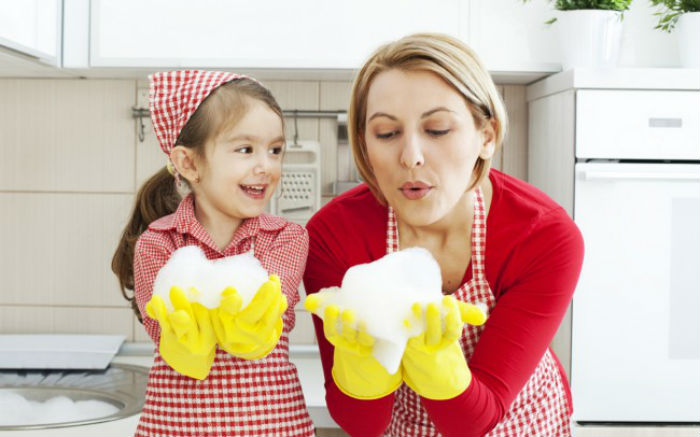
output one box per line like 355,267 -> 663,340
111,167 -> 180,321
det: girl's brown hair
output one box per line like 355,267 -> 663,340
348,33 -> 508,204
112,78 -> 283,321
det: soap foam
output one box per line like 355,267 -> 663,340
312,247 -> 445,374
152,246 -> 269,311
0,392 -> 119,426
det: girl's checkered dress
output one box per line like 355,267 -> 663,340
133,195 -> 314,437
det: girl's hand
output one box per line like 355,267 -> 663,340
211,275 -> 287,360
145,286 -> 217,379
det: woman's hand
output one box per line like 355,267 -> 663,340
401,296 -> 486,400
211,275 -> 287,360
305,295 -> 402,400
145,286 -> 217,380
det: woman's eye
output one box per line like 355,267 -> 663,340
427,129 -> 450,137
376,131 -> 399,140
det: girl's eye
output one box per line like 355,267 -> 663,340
270,146 -> 284,155
376,131 -> 399,140
236,146 -> 253,154
427,129 -> 450,137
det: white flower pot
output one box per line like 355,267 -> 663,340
556,10 -> 624,70
677,12 -> 700,67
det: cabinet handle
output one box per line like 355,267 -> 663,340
581,170 -> 700,181
648,118 -> 683,128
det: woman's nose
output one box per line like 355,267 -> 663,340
400,133 -> 425,169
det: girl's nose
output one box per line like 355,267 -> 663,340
253,154 -> 271,175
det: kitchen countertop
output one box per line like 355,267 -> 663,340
5,343 -> 698,436
2,342 -> 337,436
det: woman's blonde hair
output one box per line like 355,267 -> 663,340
348,32 -> 508,203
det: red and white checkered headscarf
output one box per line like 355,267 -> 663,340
148,70 -> 250,156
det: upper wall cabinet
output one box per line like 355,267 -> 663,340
468,0 -> 682,70
468,0 -> 558,71
90,0 -> 467,69
0,0 -> 62,65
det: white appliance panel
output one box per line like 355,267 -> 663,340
572,162 -> 700,422
576,90 -> 700,161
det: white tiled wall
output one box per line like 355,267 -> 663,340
0,80 -> 135,193
0,192 -> 133,306
0,79 -> 138,339
0,78 -> 528,345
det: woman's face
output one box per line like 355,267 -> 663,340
364,69 -> 494,227
197,98 -> 284,220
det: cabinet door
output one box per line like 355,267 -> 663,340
0,0 -> 61,64
90,0 -> 466,69
576,90 -> 700,161
468,0 -> 558,70
572,162 -> 700,422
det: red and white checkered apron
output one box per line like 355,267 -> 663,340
385,188 -> 571,437
136,338 -> 314,437
135,234 -> 314,437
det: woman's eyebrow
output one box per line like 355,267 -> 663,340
368,112 -> 397,122
421,107 -> 455,118
368,107 -> 455,122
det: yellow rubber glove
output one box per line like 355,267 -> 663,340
305,295 -> 402,400
211,275 -> 287,360
401,296 -> 487,400
145,286 -> 217,380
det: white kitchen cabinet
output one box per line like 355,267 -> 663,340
469,0 -> 683,73
527,68 -> 700,424
0,0 -> 62,65
576,90 -> 699,160
468,0 -> 559,71
90,0 -> 467,69
572,162 -> 700,422
62,0 -> 90,68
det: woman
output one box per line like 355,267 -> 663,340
303,33 -> 584,437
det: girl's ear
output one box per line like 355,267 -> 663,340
479,118 -> 497,160
170,146 -> 201,184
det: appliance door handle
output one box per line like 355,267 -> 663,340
648,117 -> 683,128
581,170 -> 700,181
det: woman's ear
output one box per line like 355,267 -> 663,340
479,118 -> 497,160
170,146 -> 200,184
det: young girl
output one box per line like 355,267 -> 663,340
112,70 -> 314,437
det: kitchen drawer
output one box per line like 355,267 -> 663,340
575,90 -> 700,160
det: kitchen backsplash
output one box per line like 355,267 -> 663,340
0,78 -> 528,346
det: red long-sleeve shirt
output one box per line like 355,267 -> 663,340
303,169 -> 584,437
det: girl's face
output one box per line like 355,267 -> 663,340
364,69 -> 494,227
197,98 -> 284,221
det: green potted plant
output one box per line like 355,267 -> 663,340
523,0 -> 633,69
650,0 -> 700,66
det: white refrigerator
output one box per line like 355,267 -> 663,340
527,70 -> 700,423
